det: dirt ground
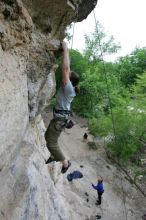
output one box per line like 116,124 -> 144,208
42,111 -> 146,220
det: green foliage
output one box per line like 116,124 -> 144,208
70,49 -> 88,78
116,47 -> 146,87
73,61 -> 129,118
54,20 -> 146,163
131,72 -> 146,125
87,141 -> 98,150
84,21 -> 121,61
89,117 -> 112,136
134,72 -> 146,94
49,97 -> 56,108
89,107 -> 146,161
108,108 -> 141,161
72,66 -> 106,117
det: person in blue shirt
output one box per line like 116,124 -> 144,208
91,177 -> 104,205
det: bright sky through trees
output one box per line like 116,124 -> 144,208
69,0 -> 146,61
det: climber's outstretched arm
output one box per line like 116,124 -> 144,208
62,41 -> 71,85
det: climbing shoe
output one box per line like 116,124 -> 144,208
45,156 -> 55,164
95,200 -> 101,205
61,161 -> 71,174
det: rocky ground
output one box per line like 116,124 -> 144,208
42,111 -> 146,220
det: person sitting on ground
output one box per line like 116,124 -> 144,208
91,176 -> 104,205
45,41 -> 80,174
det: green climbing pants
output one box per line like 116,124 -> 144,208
45,118 -> 67,161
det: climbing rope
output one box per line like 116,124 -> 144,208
93,8 -> 128,220
67,5 -> 128,219
93,9 -> 117,143
71,23 -> 75,49
93,0 -> 146,205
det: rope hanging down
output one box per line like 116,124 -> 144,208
93,9 -> 117,142
93,8 -> 128,220
71,23 -> 75,49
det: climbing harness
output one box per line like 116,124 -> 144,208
53,108 -> 71,115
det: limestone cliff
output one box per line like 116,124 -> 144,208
0,1 -> 97,219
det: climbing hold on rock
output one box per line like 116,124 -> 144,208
3,8 -> 11,19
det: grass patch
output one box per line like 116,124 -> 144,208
87,141 -> 98,150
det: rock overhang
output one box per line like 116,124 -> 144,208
22,0 -> 97,38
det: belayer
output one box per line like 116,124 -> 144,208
45,41 -> 80,174
91,176 -> 104,205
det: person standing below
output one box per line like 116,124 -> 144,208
45,41 -> 80,174
91,177 -> 104,205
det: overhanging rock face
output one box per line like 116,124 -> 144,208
22,0 -> 97,37
0,0 -> 97,49
0,1 -> 97,219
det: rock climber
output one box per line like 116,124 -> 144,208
91,176 -> 104,205
45,41 -> 80,174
